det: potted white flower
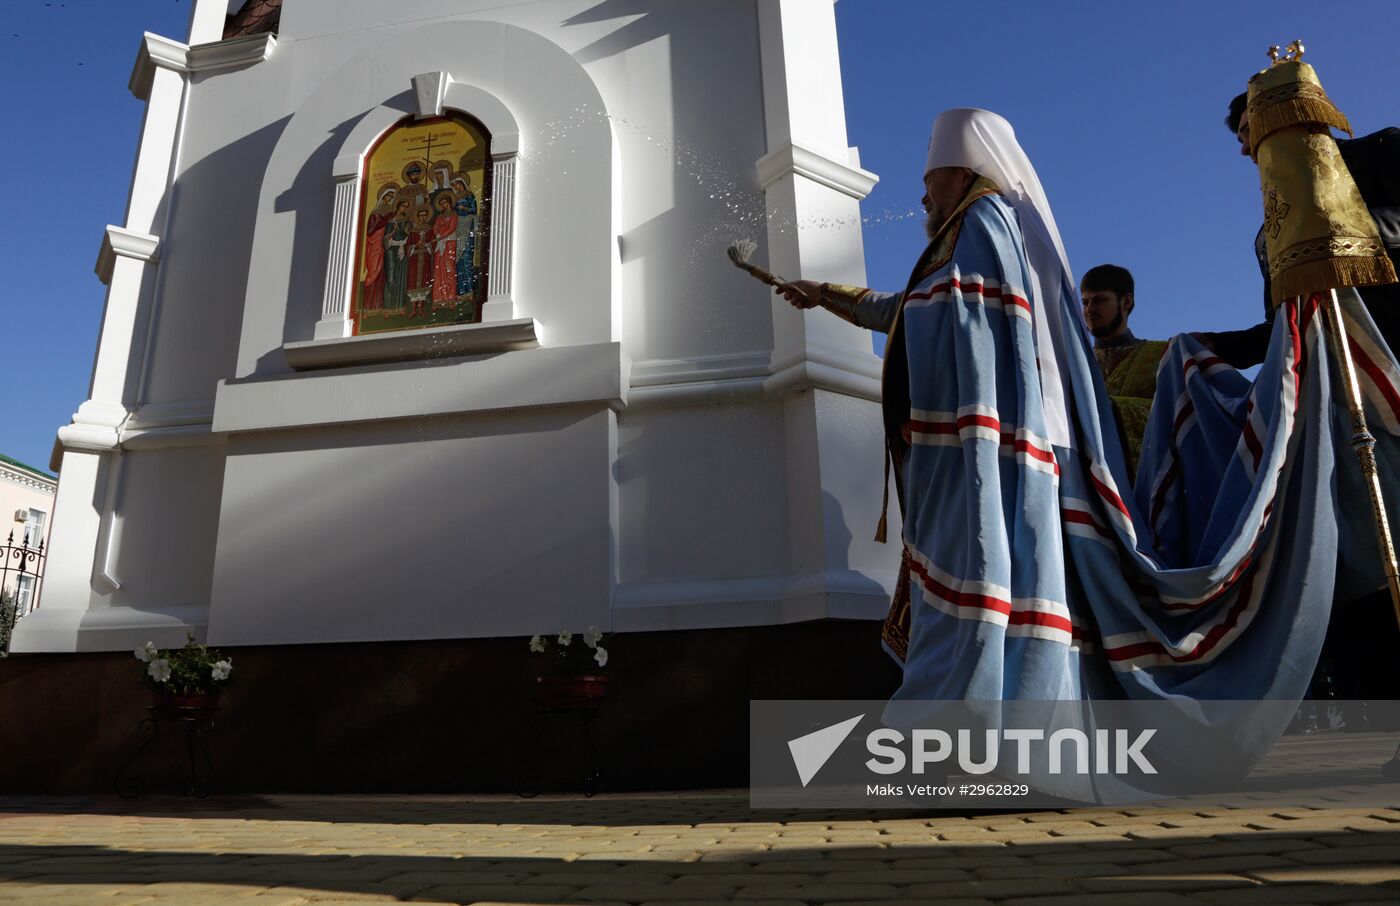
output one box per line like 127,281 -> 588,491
134,633 -> 234,713
528,626 -> 611,709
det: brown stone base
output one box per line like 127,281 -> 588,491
0,621 -> 900,795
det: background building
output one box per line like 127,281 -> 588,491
4,0 -> 901,791
0,453 -> 55,621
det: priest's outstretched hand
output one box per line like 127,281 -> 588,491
775,280 -> 822,309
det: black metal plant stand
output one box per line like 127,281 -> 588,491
115,703 -> 218,798
514,708 -> 604,798
514,677 -> 608,798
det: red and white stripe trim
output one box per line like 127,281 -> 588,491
905,545 -> 1075,644
1087,461 -> 1137,545
908,405 -> 1060,476
1182,351 -> 1233,383
1342,307 -> 1400,435
1144,392 -> 1197,531
1100,304 -> 1317,661
1100,527 -> 1278,670
904,274 -> 1033,323
1144,305 -> 1311,614
1061,496 -> 1112,546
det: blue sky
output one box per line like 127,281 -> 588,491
837,1 -> 1400,354
2,0 -> 193,473
3,0 -> 1399,472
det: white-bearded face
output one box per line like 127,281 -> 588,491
922,167 -> 976,239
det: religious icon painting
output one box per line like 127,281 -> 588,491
351,112 -> 491,335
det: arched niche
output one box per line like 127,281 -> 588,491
346,110 -> 493,334
237,19 -> 615,377
318,81 -> 524,339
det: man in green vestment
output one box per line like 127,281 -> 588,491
1080,264 -> 1166,476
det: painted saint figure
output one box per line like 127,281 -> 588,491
399,162 -> 429,209
361,184 -> 398,312
405,205 -> 435,318
382,198 -> 411,312
430,160 -> 455,206
431,193 -> 459,307
451,175 -> 480,299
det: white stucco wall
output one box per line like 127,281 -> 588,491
17,0 -> 897,653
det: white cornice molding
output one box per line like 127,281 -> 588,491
129,32 -> 190,100
121,424 -> 221,452
765,357 -> 881,404
129,31 -> 277,100
629,351 -> 772,388
756,142 -> 879,200
611,569 -> 896,632
766,340 -> 882,403
214,342 -> 627,435
285,319 -> 539,371
95,226 -> 161,285
121,399 -> 219,451
52,400 -> 217,464
73,400 -> 129,430
55,399 -> 129,456
124,399 -> 216,430
56,422 -> 121,455
186,32 -> 278,76
769,340 -> 882,384
0,462 -> 56,494
626,344 -> 882,410
8,604 -> 211,654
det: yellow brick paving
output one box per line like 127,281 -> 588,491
1,792 -> 1399,904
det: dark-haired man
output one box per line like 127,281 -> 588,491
1198,94 -> 1400,368
1081,264 -> 1165,475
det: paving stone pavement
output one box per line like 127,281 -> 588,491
1,792 -> 1399,904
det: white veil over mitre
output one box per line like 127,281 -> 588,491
926,108 -> 1080,448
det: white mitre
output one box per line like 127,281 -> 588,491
925,108 -> 1080,449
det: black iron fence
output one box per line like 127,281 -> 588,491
0,528 -> 45,656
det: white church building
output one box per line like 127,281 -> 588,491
10,0 -> 900,788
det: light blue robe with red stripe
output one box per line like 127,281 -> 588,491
887,193 -> 1399,714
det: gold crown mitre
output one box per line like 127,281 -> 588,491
1248,44 -> 1396,305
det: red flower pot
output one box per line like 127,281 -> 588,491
533,674 -> 609,711
151,689 -> 221,715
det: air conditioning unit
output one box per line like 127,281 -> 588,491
13,509 -> 27,523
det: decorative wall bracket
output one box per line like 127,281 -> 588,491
413,71 -> 450,118
128,33 -> 189,99
95,226 -> 161,286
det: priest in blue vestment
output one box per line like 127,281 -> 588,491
777,109 -> 1400,724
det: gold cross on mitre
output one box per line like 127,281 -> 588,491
1267,39 -> 1305,66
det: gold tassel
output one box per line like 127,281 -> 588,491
1274,257 -> 1399,306
1250,98 -> 1352,157
880,552 -> 911,662
874,447 -> 891,543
